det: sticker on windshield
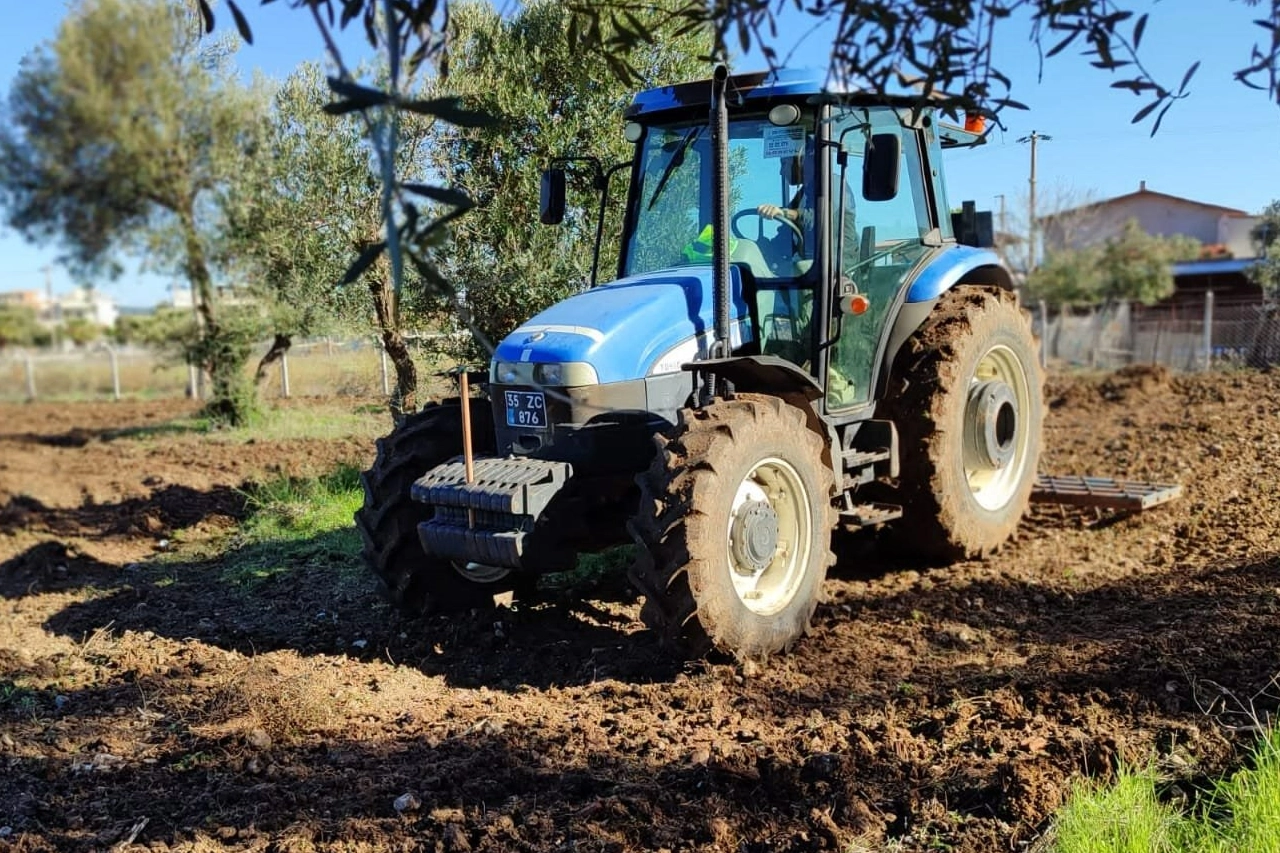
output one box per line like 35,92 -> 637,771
763,126 -> 806,159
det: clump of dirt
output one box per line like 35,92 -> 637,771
1048,363 -> 1176,408
1098,362 -> 1173,400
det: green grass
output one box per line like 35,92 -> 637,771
1051,726 -> 1280,853
101,402 -> 385,445
213,405 -> 384,442
0,681 -> 40,715
1195,725 -> 1280,853
1053,763 -> 1185,853
540,544 -> 635,592
219,464 -> 365,587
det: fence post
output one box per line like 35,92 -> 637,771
108,347 -> 121,400
1037,300 -> 1048,368
279,351 -> 291,399
379,343 -> 391,396
188,362 -> 200,400
24,356 -> 36,401
1202,290 -> 1215,371
1088,306 -> 1100,369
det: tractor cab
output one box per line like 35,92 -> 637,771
561,69 -> 986,417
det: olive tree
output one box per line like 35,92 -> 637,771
0,0 -> 269,424
1248,200 -> 1280,298
1245,200 -> 1280,365
206,0 -> 1280,131
1026,218 -> 1200,306
1096,219 -> 1200,304
216,62 -> 416,386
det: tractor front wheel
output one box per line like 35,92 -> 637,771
878,285 -> 1043,560
355,400 -> 523,614
629,395 -> 837,662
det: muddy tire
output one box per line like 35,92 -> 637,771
355,400 -> 521,614
629,394 -> 837,662
877,286 -> 1043,560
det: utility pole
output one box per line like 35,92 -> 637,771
993,193 -> 1010,265
1017,130 -> 1051,271
43,265 -> 60,350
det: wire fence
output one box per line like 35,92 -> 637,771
0,336 -> 454,403
3,293 -> 1277,402
1031,292 -> 1280,373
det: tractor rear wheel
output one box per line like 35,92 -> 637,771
629,394 -> 837,662
878,285 -> 1043,559
355,400 -> 522,614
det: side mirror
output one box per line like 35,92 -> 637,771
862,133 -> 900,202
540,168 -> 566,225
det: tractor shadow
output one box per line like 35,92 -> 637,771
0,485 -> 249,599
37,528 -> 684,691
0,421 -> 201,448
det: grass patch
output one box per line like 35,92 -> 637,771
1051,727 -> 1280,853
219,464 -> 365,587
99,402 -> 386,446
204,405 -> 386,443
0,681 -> 40,715
1053,763 -> 1184,853
1195,725 -> 1280,852
541,545 -> 635,592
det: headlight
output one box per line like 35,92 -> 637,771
534,363 -> 563,386
495,362 -> 520,384
490,361 -> 599,387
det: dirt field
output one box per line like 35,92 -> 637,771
2,368 -> 1279,853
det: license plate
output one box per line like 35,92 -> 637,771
505,390 -> 547,428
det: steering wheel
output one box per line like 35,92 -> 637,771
731,208 -> 805,254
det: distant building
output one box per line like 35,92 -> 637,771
164,282 -> 256,310
1039,181 -> 1263,301
165,284 -> 195,310
54,285 -> 118,327
0,286 -> 118,327
0,289 -> 50,311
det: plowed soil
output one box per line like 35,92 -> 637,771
2,369 -> 1279,853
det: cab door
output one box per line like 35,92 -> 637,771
824,108 -> 935,411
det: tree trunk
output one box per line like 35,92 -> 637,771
367,272 -> 417,421
179,204 -> 253,425
254,333 -> 292,385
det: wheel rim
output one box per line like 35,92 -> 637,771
452,561 -> 511,584
726,456 -> 813,616
963,343 -> 1033,511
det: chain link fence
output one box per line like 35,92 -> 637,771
1031,293 -> 1280,372
0,335 -> 455,403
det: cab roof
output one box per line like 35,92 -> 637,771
627,67 -> 987,148
626,67 -> 941,118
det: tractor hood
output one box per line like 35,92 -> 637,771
493,266 -> 753,384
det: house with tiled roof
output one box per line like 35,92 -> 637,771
1039,181 -> 1263,300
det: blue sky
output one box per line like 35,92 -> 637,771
1,0 -> 1278,308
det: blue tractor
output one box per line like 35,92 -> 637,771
355,66 -> 1043,662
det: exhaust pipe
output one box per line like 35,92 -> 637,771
703,63 -> 731,404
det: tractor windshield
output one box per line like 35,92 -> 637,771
622,113 -> 817,281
